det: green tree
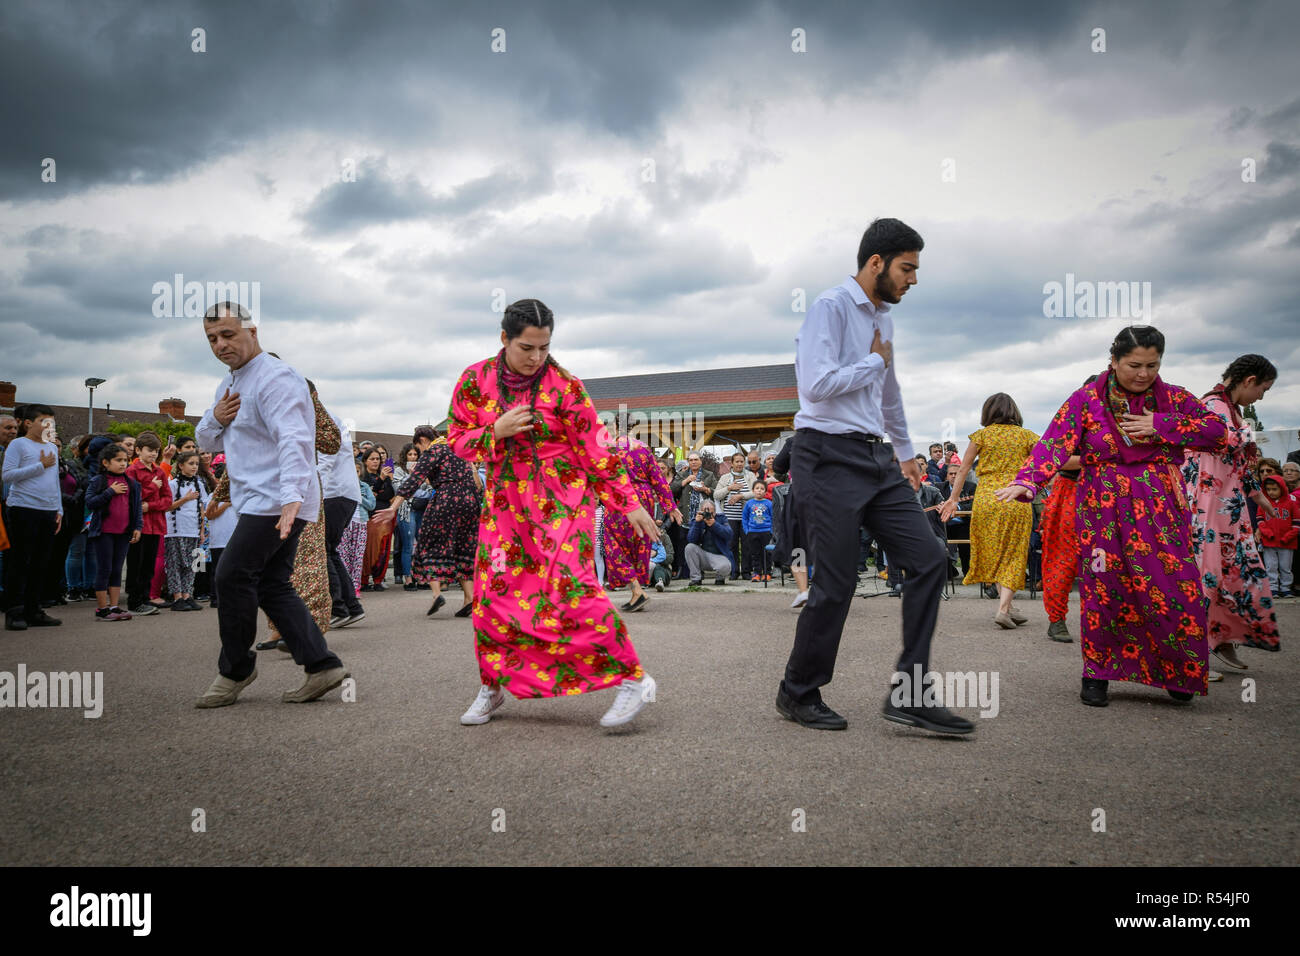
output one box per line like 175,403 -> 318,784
106,419 -> 196,445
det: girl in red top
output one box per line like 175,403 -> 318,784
125,432 -> 173,615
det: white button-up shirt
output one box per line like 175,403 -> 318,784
792,277 -> 916,460
317,412 -> 361,504
196,352 -> 320,522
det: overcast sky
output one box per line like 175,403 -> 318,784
2,0 -> 1298,450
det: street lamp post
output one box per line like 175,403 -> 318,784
85,377 -> 106,435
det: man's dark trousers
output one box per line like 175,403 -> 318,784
216,514 -> 343,681
4,507 -> 57,617
323,496 -> 362,618
782,429 -> 948,705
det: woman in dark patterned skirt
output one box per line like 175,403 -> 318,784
384,427 -> 479,618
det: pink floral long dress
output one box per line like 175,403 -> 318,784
1010,372 -> 1226,694
604,438 -> 676,588
447,356 -> 646,699
1182,388 -> 1280,651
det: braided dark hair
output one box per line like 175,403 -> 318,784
1221,354 -> 1277,392
496,299 -> 571,480
172,451 -> 205,533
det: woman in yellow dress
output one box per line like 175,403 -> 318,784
943,393 -> 1039,629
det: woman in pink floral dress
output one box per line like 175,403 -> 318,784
1182,354 -> 1281,669
995,327 -> 1226,708
447,299 -> 662,729
603,435 -> 681,613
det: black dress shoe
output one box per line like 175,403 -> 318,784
255,638 -> 286,651
1167,688 -> 1195,703
881,699 -> 974,735
426,595 -> 446,616
5,614 -> 28,631
623,593 -> 648,612
27,611 -> 62,627
373,583 -> 387,591
776,685 -> 847,730
1080,677 -> 1109,707
417,583 -> 431,590
454,602 -> 474,618
403,582 -> 419,591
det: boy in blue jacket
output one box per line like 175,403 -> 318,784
742,480 -> 774,581
83,443 -> 143,621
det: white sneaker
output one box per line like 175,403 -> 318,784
460,684 -> 505,725
599,674 -> 655,727
791,591 -> 809,608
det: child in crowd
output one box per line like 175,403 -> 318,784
164,451 -> 210,612
650,530 -> 673,592
340,458 -> 371,598
84,443 -> 142,621
2,403 -> 63,631
203,458 -> 237,610
742,479 -> 773,582
1258,475 -> 1297,598
125,432 -> 172,615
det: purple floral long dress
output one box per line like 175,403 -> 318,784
1010,372 -> 1226,694
604,438 -> 676,589
447,356 -> 646,699
1182,387 -> 1280,651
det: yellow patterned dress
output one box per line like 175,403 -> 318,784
963,423 -> 1040,591
268,393 -> 340,638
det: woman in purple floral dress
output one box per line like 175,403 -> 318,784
997,327 -> 1226,708
446,299 -> 662,729
603,435 -> 680,613
1182,354 -> 1281,668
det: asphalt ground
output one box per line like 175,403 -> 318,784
2,575 -> 1296,866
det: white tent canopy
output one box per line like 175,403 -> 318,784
1256,427 -> 1300,463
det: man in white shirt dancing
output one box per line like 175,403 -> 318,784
194,302 -> 349,707
776,219 -> 973,736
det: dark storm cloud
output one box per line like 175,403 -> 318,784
0,0 -> 1119,202
2,226 -> 375,343
298,157 -> 554,236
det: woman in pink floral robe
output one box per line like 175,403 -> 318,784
999,327 -> 1226,707
447,300 -> 661,729
1182,356 -> 1281,665
603,436 -> 680,612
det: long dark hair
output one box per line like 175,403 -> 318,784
1221,354 -> 1277,392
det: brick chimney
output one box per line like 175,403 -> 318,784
159,397 -> 186,420
0,382 -> 14,411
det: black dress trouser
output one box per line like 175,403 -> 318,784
781,430 -> 948,705
323,496 -> 363,617
215,514 -> 342,681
